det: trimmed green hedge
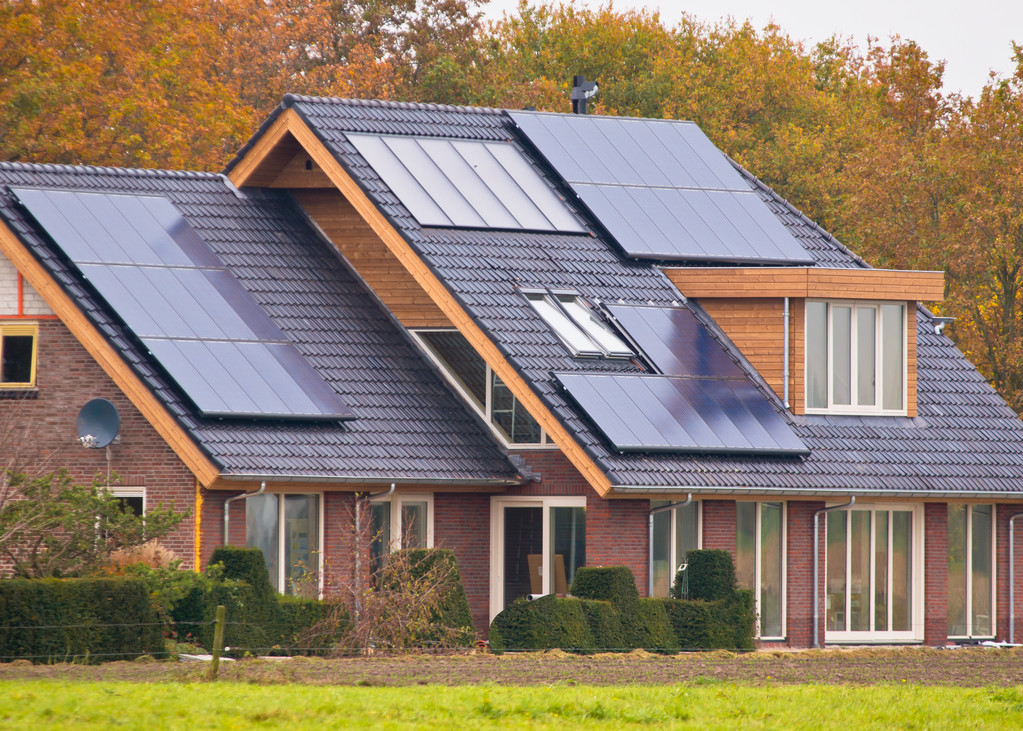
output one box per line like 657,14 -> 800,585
570,566 -> 641,643
490,560 -> 756,653
677,549 -> 737,601
635,598 -> 679,652
579,600 -> 625,650
0,577 -> 164,663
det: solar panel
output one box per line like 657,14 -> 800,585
13,188 -> 354,421
556,373 -> 808,455
509,111 -> 814,265
607,304 -> 741,377
347,133 -> 584,233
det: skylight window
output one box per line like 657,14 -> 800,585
525,292 -> 633,359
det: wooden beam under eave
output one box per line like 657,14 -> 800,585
228,111 -> 615,498
664,267 -> 945,302
0,222 -> 221,486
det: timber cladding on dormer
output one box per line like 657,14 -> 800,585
663,267 -> 945,417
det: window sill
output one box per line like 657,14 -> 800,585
0,388 -> 38,400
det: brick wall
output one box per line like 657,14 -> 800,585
924,502 -> 948,646
435,493 -> 490,634
996,504 -> 1023,643
1,255 -> 52,315
2,320 -> 197,567
702,500 -> 736,557
787,501 -> 824,647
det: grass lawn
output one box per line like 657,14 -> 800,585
2,680 -> 1022,729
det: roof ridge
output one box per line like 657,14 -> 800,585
0,160 -> 222,180
282,93 -> 506,116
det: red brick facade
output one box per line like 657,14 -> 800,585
2,320 -> 197,566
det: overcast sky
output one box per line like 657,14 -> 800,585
482,0 -> 1023,97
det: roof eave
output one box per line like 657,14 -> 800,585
611,484 -> 1023,500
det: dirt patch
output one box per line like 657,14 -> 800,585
1,646 -> 1022,687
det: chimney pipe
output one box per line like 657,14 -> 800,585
571,75 -> 598,114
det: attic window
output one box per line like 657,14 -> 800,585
0,322 -> 37,388
526,292 -> 632,358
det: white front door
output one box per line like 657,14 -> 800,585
489,496 -> 587,621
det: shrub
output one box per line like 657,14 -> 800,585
579,600 -> 625,651
0,577 -> 164,663
570,566 -> 640,642
663,599 -> 733,649
489,595 -> 594,651
678,550 -> 737,601
394,548 -> 474,646
635,599 -> 679,652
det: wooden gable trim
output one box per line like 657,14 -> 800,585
0,221 -> 221,486
228,110 -> 614,497
664,267 -> 945,302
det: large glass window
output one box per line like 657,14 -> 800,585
414,329 -> 548,445
948,504 -> 995,638
525,291 -> 633,358
805,301 -> 905,413
651,501 -> 700,597
736,502 -> 785,639
246,493 -> 320,596
369,493 -> 434,574
0,322 -> 37,387
826,506 -> 918,640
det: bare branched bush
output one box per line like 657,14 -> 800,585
311,494 -> 474,654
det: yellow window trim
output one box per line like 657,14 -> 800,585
0,321 -> 38,388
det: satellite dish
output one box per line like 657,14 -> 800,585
77,398 -> 120,448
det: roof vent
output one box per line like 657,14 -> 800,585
570,75 -> 598,114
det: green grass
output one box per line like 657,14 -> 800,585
1,680 -> 1022,729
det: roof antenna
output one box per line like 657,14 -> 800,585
571,75 -> 598,115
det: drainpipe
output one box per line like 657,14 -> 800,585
223,481 -> 266,546
648,494 -> 692,597
783,297 -> 791,408
813,496 -> 855,648
1011,512 -> 1023,643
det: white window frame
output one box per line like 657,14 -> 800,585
246,492 -> 324,597
524,289 -> 633,359
947,503 -> 997,640
804,300 -> 908,415
108,486 -> 145,515
410,328 -> 555,449
489,495 -> 587,621
736,501 -> 787,641
374,492 -> 435,551
824,503 -> 925,643
650,500 -> 702,598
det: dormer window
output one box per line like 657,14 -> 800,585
413,329 -> 550,446
525,291 -> 632,358
805,301 -> 906,414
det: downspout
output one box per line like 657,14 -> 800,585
1011,512 -> 1023,643
783,297 -> 790,408
648,494 -> 692,597
223,480 -> 266,546
354,484 -> 396,626
813,496 -> 855,648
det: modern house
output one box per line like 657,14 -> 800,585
2,94 -> 1023,647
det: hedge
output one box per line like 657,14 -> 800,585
676,549 -> 737,601
490,561 -> 755,653
0,577 -> 164,663
570,566 -> 640,643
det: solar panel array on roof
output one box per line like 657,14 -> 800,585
556,373 -> 809,455
13,188 -> 354,421
347,133 -> 584,232
607,304 -> 742,377
508,111 -> 814,265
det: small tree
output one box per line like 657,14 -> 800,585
0,468 -> 184,578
